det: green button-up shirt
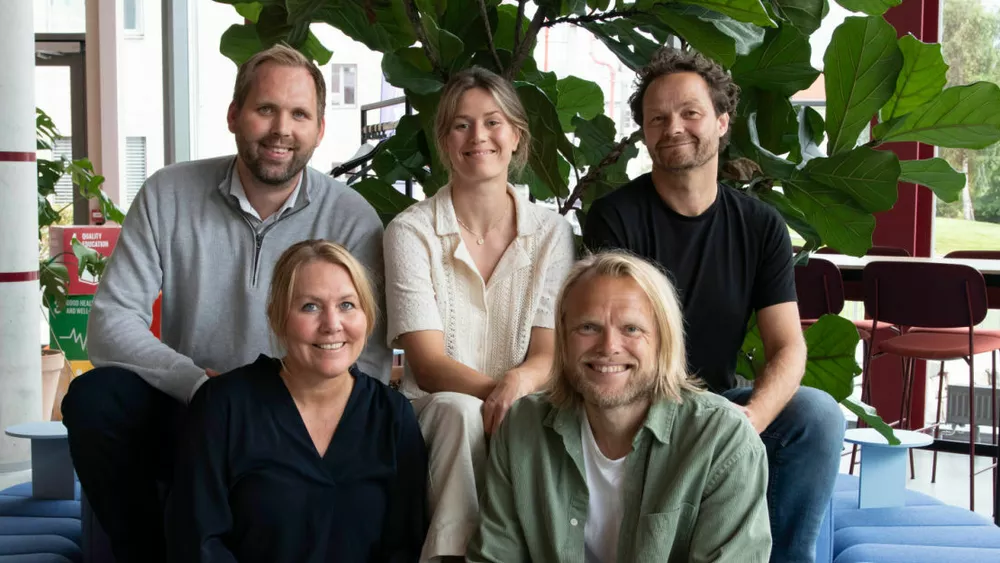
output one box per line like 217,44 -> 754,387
467,390 -> 771,563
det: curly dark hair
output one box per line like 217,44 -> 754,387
628,47 -> 740,130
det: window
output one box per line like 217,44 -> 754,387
52,137 -> 74,207
123,0 -> 142,35
125,137 -> 147,208
330,64 -> 357,107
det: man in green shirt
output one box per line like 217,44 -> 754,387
468,252 -> 771,563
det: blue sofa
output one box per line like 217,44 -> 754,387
2,474 -> 1000,562
827,473 -> 1000,562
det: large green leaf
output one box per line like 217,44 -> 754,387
801,314 -> 861,402
783,171 -> 876,256
583,19 -> 662,72
898,158 -> 966,203
803,146 -> 900,212
748,89 -> 798,154
770,0 -> 827,35
729,114 -> 799,178
494,5 -> 529,52
649,7 -> 739,67
877,82 -> 1000,149
517,83 -> 570,198
517,154 -> 572,201
419,12 -> 466,70
880,35 -> 948,123
556,76 -> 604,132
232,2 -> 265,23
833,0 -> 902,16
675,0 -> 776,27
573,114 -> 619,168
793,105 -> 826,165
382,48 -> 445,95
313,0 -> 415,54
824,16 -> 902,155
299,31 -> 333,65
732,26 -> 821,96
372,115 -> 429,184
842,397 -> 900,445
255,4 -> 295,46
755,188 -> 822,249
352,178 -> 418,226
220,23 -> 264,65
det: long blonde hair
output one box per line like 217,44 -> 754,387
548,252 -> 702,407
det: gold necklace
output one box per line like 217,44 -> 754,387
456,203 -> 510,245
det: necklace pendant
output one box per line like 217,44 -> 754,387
476,238 -> 485,245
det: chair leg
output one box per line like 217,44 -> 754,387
989,350 -> 998,515
902,357 -> 917,480
969,356 -> 977,512
932,361 -> 946,484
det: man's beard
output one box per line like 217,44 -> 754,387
653,135 -> 718,172
237,137 -> 313,186
568,362 -> 656,409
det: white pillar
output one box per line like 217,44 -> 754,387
0,0 -> 42,471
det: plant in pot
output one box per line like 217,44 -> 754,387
36,108 -> 124,419
217,0 -> 1000,443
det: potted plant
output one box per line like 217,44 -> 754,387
36,107 -> 124,419
215,0 -> 1000,443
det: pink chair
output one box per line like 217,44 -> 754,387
863,261 -> 1000,511
912,250 -> 1000,486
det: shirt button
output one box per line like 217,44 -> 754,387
570,518 -> 579,526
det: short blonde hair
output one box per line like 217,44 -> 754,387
266,240 -> 377,351
233,43 -> 327,118
434,67 -> 531,176
548,252 -> 702,407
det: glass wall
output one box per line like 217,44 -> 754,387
933,0 -> 1000,255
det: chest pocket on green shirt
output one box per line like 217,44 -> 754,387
633,504 -> 695,563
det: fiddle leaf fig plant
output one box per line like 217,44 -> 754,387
216,0 -> 1000,443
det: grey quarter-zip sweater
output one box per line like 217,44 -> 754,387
86,155 -> 392,403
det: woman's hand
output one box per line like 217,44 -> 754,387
482,369 -> 533,435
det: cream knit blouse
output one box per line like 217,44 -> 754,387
384,184 -> 575,399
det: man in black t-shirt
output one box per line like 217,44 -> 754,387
584,48 -> 845,563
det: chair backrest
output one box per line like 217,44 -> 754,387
945,249 -> 1000,260
795,257 -> 845,319
863,261 -> 988,328
816,245 -> 911,257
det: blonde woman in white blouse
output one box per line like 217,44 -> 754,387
383,67 -> 575,562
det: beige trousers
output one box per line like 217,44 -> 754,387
411,392 -> 487,562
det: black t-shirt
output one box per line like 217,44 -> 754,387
582,173 -> 796,392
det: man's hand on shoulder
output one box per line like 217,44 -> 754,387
205,368 -> 221,378
735,404 -> 766,434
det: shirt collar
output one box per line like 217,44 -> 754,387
433,183 -> 540,238
229,166 -> 303,221
546,395 -> 677,448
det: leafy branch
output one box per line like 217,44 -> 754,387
403,0 -> 445,77
559,130 -> 643,215
477,0 -> 503,72
506,6 -> 550,80
513,0 -> 527,58
543,8 -> 640,27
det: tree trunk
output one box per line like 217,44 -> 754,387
960,154 -> 976,221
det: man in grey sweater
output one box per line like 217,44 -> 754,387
60,44 -> 391,563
